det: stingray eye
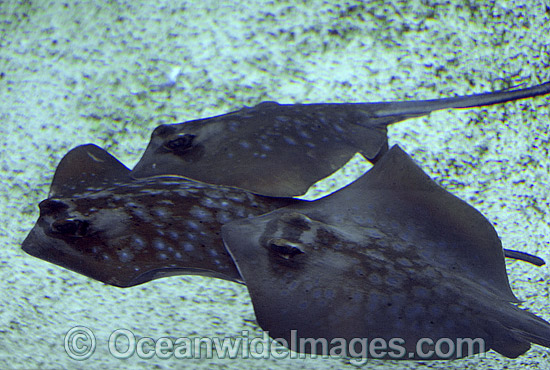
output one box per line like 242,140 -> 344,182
267,238 -> 304,259
39,199 -> 69,216
280,212 -> 312,231
153,124 -> 177,137
51,219 -> 89,237
164,134 -> 195,153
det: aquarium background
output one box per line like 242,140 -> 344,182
1,0 -> 549,369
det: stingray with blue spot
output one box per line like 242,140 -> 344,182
132,81 -> 550,197
222,144 -> 550,360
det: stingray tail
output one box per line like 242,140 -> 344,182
503,248 -> 546,266
368,81 -> 550,123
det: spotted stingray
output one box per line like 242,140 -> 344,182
132,81 -> 550,197
22,144 -> 296,285
222,145 -> 550,359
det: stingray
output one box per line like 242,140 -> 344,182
132,81 -> 550,197
22,144 -> 296,286
22,144 -> 542,287
222,145 -> 550,360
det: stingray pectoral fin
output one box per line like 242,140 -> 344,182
488,304 -> 550,358
503,249 -> 546,266
308,145 -> 519,302
49,144 -> 131,197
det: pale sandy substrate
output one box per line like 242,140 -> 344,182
1,0 -> 549,369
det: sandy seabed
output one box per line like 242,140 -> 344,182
1,1 -> 549,369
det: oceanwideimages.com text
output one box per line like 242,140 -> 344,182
65,327 -> 485,365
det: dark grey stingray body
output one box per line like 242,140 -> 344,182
132,82 -> 550,197
22,145 -> 295,286
222,145 -> 550,359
